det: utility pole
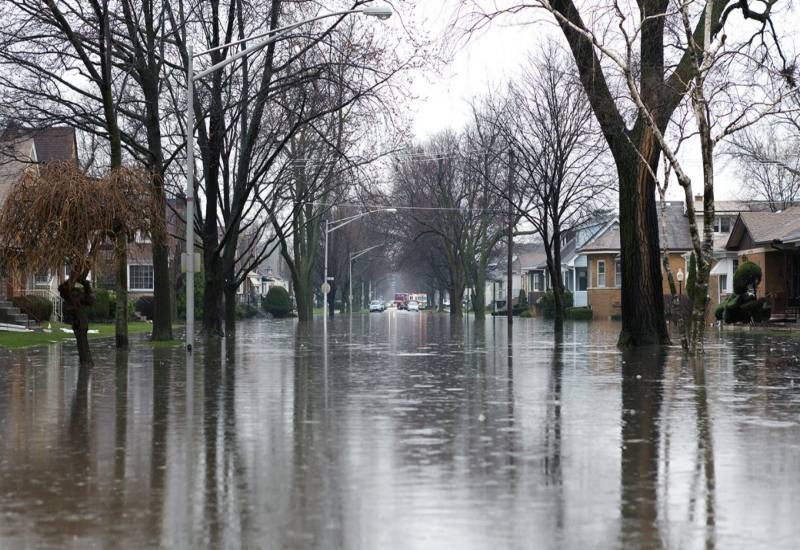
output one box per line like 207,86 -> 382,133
507,149 -> 516,326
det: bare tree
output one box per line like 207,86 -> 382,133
726,122 -> 800,210
460,0 -> 795,347
531,0 -> 796,352
504,43 -> 611,332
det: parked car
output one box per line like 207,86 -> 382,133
369,300 -> 385,312
397,301 -> 408,311
407,301 -> 420,312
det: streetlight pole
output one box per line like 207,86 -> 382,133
185,45 -> 195,352
183,4 -> 393,351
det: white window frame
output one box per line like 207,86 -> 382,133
128,264 -> 154,292
714,216 -> 731,233
597,260 -> 606,288
615,259 -> 622,287
719,273 -> 728,292
533,271 -> 544,292
33,272 -> 52,288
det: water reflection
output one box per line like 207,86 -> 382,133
619,348 -> 665,549
0,319 -> 799,549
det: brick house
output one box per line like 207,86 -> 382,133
0,124 -> 78,320
724,207 -> 800,317
92,197 -> 187,319
576,202 -> 714,320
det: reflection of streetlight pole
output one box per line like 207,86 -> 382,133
350,244 -> 383,313
183,3 -> 393,352
677,268 -> 685,296
323,209 -> 396,320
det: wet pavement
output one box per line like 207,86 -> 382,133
1,313 -> 799,549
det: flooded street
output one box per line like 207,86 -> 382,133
1,314 -> 799,549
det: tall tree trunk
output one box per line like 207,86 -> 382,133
202,251 -> 224,335
115,231 -> 128,348
617,137 -> 669,347
472,274 -> 486,320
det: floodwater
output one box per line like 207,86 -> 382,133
1,315 -> 799,549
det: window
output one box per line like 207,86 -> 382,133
129,264 -> 154,291
534,272 -> 544,292
714,216 -> 731,233
597,260 -> 606,288
615,259 -> 622,287
34,272 -> 52,288
719,274 -> 728,292
732,259 -> 739,273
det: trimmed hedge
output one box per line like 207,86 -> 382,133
12,295 -> 53,322
715,261 -> 771,324
566,306 -> 593,320
733,261 -> 762,295
262,286 -> 292,318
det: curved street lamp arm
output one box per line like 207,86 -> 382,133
195,9 -> 359,59
351,244 -> 383,261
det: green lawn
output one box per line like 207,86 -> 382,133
0,322 -> 154,349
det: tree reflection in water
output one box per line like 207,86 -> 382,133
619,348 -> 665,549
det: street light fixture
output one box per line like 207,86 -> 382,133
361,4 -> 394,20
183,4 -> 393,351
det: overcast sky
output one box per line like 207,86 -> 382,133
403,1 -> 800,201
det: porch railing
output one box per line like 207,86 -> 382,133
16,288 -> 64,323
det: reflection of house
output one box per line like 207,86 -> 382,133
724,207 -> 800,317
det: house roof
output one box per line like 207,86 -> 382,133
578,203 -> 709,254
726,206 -> 800,249
517,242 -> 548,270
579,220 -> 620,252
